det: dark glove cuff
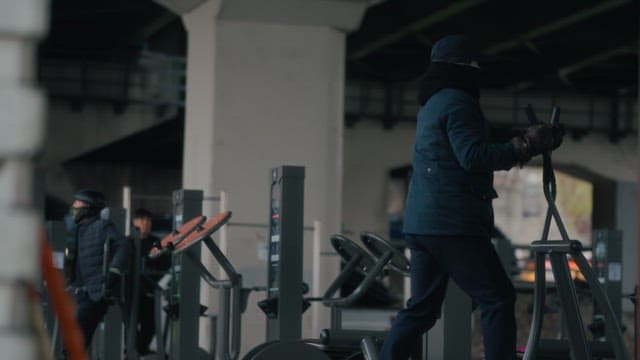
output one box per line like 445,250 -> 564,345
510,137 -> 532,167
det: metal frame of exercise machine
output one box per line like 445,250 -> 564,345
148,212 -> 206,359
248,166 -> 471,359
244,165 -> 330,360
172,210 -> 245,360
590,229 -> 624,340
148,189 -> 249,360
167,189 -> 206,359
317,233 -> 408,351
523,105 -> 628,360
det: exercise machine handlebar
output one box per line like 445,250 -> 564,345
320,235 -> 394,308
522,105 -> 628,360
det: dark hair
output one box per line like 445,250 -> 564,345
133,208 -> 153,219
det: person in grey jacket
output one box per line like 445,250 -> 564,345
64,189 -> 130,351
380,35 -> 563,360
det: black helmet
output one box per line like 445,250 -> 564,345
73,189 -> 106,210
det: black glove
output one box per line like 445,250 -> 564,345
104,269 -> 122,303
523,123 -> 555,156
510,136 -> 532,166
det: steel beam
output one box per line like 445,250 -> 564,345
558,44 -> 637,85
484,0 -> 631,55
349,0 -> 485,61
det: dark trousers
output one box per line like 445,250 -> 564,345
137,295 -> 156,354
380,234 -> 516,360
75,293 -> 109,351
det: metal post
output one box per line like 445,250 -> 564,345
126,231 -> 141,360
266,166 -> 305,342
330,307 -> 342,332
636,49 -> 640,360
217,287 -> 231,359
122,186 -> 132,237
171,189 -> 204,359
573,251 -> 628,359
154,287 -> 166,359
219,190 -> 229,276
209,315 -> 217,360
425,282 -> 472,360
592,230 -> 623,330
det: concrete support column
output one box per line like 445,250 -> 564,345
0,0 -> 48,358
154,0 -> 368,354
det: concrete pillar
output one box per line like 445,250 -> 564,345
153,0 -> 369,354
0,0 -> 48,358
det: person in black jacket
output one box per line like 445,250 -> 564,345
379,35 -> 564,360
64,189 -> 130,351
129,208 -> 171,355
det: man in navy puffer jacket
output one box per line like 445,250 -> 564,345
380,35 -> 563,360
64,189 -> 130,352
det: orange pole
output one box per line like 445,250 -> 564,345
40,230 -> 88,360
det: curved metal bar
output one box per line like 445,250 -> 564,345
331,234 -> 376,273
209,277 -> 244,360
232,283 -> 243,360
541,207 -> 553,242
573,251 -> 628,360
323,251 -> 393,308
322,253 -> 363,300
523,253 -> 547,360
523,104 -> 556,360
204,236 -> 241,284
216,283 -> 244,360
209,315 -> 217,360
524,104 -> 628,359
549,201 -> 572,242
184,249 -> 223,288
360,232 -> 410,276
214,281 -> 243,360
218,286 -> 231,360
361,337 -> 380,360
549,253 -> 591,359
550,107 -> 560,126
191,234 -> 243,360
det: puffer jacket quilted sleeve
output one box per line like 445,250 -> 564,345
76,218 -> 131,301
106,222 -> 131,273
403,88 -> 519,237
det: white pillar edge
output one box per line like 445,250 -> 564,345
122,185 -> 132,236
312,220 -> 323,335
